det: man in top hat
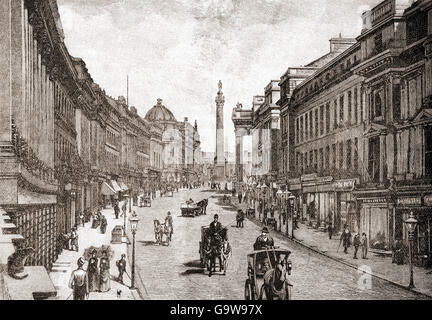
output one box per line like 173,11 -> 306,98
116,254 -> 127,284
254,227 -> 275,250
209,214 -> 223,236
68,257 -> 89,300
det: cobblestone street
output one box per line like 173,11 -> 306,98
131,188 -> 429,300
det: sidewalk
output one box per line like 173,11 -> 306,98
49,201 -> 140,300
230,196 -> 432,298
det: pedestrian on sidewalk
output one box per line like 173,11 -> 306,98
79,212 -> 85,228
238,192 -> 243,204
68,257 -> 89,300
339,224 -> 351,254
87,250 -> 99,292
353,233 -> 361,259
70,227 -> 79,252
116,254 -> 127,284
114,202 -> 120,219
100,215 -> 108,234
361,232 -> 368,259
99,251 -> 111,292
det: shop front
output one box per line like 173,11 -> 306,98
334,179 -> 358,234
355,189 -> 393,251
396,194 -> 432,268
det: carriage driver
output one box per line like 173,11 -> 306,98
165,211 -> 173,234
253,227 -> 275,250
209,214 -> 223,236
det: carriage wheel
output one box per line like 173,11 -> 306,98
244,280 -> 253,300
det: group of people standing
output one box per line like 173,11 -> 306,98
68,251 -> 128,300
338,224 -> 368,259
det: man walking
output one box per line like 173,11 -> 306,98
353,233 -> 361,259
339,224 -> 351,254
114,202 -> 120,219
238,192 -> 243,204
116,254 -> 127,284
68,257 -> 89,300
327,214 -> 333,240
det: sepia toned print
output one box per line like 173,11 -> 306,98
0,0 -> 431,301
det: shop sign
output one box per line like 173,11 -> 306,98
424,194 -> 432,206
334,180 -> 355,190
360,198 -> 387,204
397,197 -> 421,207
290,184 -> 302,191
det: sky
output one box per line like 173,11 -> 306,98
57,0 -> 379,153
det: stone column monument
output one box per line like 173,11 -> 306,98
214,80 -> 225,181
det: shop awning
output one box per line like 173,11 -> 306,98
101,182 -> 116,196
119,182 -> 129,191
111,180 -> 123,192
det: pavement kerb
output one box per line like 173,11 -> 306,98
230,201 -> 432,299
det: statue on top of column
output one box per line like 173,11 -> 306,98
216,80 -> 225,106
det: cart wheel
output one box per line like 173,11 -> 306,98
244,280 -> 253,300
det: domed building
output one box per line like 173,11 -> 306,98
145,99 -> 177,123
145,99 -> 202,187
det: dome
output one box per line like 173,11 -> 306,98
145,99 -> 177,122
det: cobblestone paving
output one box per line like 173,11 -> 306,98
132,188 -> 429,300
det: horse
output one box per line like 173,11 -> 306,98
153,220 -> 164,245
260,262 -> 291,300
205,228 -> 228,277
220,239 -> 232,276
197,199 -> 208,215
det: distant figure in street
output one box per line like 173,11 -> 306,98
87,250 -> 99,292
353,233 -> 361,259
79,212 -> 85,228
70,227 -> 79,252
238,192 -> 243,204
99,251 -> 111,292
236,209 -> 245,228
361,232 -> 368,259
116,254 -> 127,284
114,203 -> 120,219
92,212 -> 100,229
339,224 -> 351,254
253,227 -> 275,250
100,215 -> 107,234
165,211 -> 173,235
69,257 -> 89,300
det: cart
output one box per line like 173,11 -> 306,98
181,203 -> 201,217
139,194 -> 151,207
244,248 -> 293,300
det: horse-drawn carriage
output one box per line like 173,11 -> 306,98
244,248 -> 293,300
199,226 -> 231,276
166,187 -> 174,197
139,194 -> 151,207
180,199 -> 208,217
154,219 -> 173,246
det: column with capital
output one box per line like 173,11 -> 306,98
214,81 -> 225,181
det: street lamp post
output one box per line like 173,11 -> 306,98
404,211 -> 418,289
288,194 -> 296,239
129,213 -> 140,289
276,188 -> 283,232
123,194 -> 129,236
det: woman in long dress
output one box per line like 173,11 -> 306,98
99,251 -> 111,292
87,251 -> 99,292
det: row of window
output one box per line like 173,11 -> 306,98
295,86 -> 362,145
54,82 -> 75,127
55,132 -> 75,160
295,138 -> 359,173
